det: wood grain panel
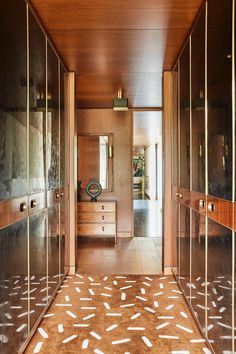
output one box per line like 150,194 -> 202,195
78,223 -> 116,236
77,109 -> 132,235
30,0 -> 205,31
78,212 -> 116,223
0,196 -> 28,230
173,186 -> 236,232
78,202 -> 116,213
29,0 -> 204,108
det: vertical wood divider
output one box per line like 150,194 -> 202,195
65,72 -> 77,274
163,71 -> 175,274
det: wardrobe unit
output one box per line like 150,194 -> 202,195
172,0 -> 235,352
0,1 -> 68,352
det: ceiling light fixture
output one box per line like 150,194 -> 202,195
113,89 -> 128,111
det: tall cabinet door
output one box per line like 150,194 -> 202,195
0,1 -> 28,353
28,10 -> 47,330
47,43 -> 60,297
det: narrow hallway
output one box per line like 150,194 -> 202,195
25,274 -> 209,354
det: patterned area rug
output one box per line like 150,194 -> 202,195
25,274 -> 212,353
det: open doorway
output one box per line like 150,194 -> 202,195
132,111 -> 163,262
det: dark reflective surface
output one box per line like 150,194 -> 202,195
29,211 -> 47,330
29,12 -> 46,194
179,205 -> 190,297
47,44 -> 59,190
0,220 -> 28,354
191,8 -> 205,193
208,0 -> 232,200
207,220 -> 232,352
191,211 -> 206,331
60,66 -> 65,187
0,1 -> 27,200
179,41 -> 190,189
48,204 -> 60,297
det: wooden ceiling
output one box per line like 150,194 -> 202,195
30,0 -> 204,108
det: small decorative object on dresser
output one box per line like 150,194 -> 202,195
86,178 -> 102,202
78,201 -> 117,242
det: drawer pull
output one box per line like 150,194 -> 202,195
199,199 -> 205,208
20,202 -> 27,212
61,192 -> 64,197
31,199 -> 37,208
56,193 -> 60,199
207,202 -> 215,212
102,205 -> 104,210
102,215 -> 104,220
102,226 -> 104,232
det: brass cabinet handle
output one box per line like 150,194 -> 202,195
56,193 -> 60,199
176,192 -> 180,197
199,199 -> 205,208
179,193 -> 183,199
61,192 -> 64,197
20,202 -> 27,212
207,202 -> 215,212
102,215 -> 104,220
31,199 -> 37,208
102,205 -> 105,210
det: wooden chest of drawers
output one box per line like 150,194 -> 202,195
78,201 -> 116,241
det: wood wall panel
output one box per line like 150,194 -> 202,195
77,109 -> 132,236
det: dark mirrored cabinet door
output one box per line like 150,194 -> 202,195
207,0 -> 232,200
0,0 -> 27,200
48,201 -> 60,297
29,11 -> 46,195
191,7 -> 205,194
47,44 -> 59,191
178,204 -> 190,297
0,220 -> 28,354
179,41 -> 190,190
207,219 -> 232,352
191,210 -> 206,331
29,211 -> 47,330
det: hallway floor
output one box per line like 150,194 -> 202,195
25,274 -> 211,354
133,199 -> 162,238
77,237 -> 162,274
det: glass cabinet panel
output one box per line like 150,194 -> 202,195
191,7 -> 205,193
179,41 -> 190,189
179,204 -> 190,296
47,44 -> 59,190
0,220 -> 28,354
191,211 -> 206,330
207,219 -> 232,352
29,211 -> 47,329
60,65 -> 66,187
207,0 -> 232,200
29,12 -> 46,194
0,0 -> 27,200
48,203 -> 60,297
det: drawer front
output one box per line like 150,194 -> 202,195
78,213 -> 116,223
78,202 -> 115,213
78,223 -> 116,236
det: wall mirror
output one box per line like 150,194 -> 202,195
78,134 -> 113,191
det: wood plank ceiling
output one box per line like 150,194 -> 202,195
30,0 -> 204,108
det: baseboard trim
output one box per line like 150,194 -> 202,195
117,232 -> 132,238
68,266 -> 76,275
163,266 -> 173,275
